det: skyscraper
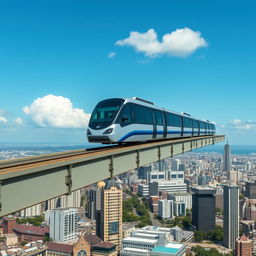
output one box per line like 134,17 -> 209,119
47,208 -> 79,242
223,184 -> 239,250
99,179 -> 122,252
236,235 -> 253,256
191,187 -> 216,231
87,186 -> 101,220
223,143 -> 231,172
245,182 -> 256,199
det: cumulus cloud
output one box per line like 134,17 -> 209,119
0,116 -> 8,125
227,119 -> 256,131
23,95 -> 90,128
108,52 -> 116,58
116,28 -> 207,58
13,117 -> 24,126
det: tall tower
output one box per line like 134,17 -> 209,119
236,235 -> 253,256
223,143 -> 231,172
223,184 -> 239,250
47,208 -> 78,242
100,179 -> 122,252
191,187 -> 216,231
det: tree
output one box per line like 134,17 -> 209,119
20,241 -> 28,246
239,193 -> 245,200
194,231 -> 205,242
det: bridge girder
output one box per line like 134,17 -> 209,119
0,135 -> 224,217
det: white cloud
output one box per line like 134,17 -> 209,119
228,119 -> 256,131
116,28 -> 207,58
108,52 -> 116,58
0,116 -> 8,125
23,95 -> 90,128
13,117 -> 24,126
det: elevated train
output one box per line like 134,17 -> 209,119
87,97 -> 216,144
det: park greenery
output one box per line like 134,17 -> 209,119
191,246 -> 233,256
16,216 -> 44,226
157,215 -> 192,229
194,226 -> 224,243
215,208 -> 222,216
123,192 -> 152,227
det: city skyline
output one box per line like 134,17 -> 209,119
1,1 -> 256,145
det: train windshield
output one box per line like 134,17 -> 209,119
89,98 -> 124,129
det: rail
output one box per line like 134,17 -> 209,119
0,135 -> 225,216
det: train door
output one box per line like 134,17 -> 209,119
181,117 -> 184,137
152,111 -> 157,139
154,110 -> 165,139
192,119 -> 194,137
163,111 -> 167,138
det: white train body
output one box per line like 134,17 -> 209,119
87,97 -> 215,144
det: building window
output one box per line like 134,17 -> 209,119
77,250 -> 87,256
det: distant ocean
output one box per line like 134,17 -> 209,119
0,143 -> 256,159
196,145 -> 256,155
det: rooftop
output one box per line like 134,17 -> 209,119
191,186 -> 216,195
84,234 -> 102,246
123,237 -> 158,244
13,225 -> 49,236
152,243 -> 184,254
93,242 -> 116,251
45,242 -> 73,254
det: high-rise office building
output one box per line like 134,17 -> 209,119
99,179 -> 122,252
158,200 -> 174,219
87,186 -> 102,220
172,159 -> 181,171
223,143 -> 231,172
223,184 -> 239,250
20,203 -> 42,217
191,187 -> 216,231
46,190 -> 81,210
245,182 -> 256,199
236,235 -> 253,256
141,180 -> 187,197
46,208 -> 79,242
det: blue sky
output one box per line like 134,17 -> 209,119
0,0 -> 255,145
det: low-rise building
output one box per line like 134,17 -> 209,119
4,233 -> 18,246
151,242 -> 186,256
13,225 -> 49,242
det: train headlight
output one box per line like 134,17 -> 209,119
103,128 -> 113,134
87,129 -> 92,135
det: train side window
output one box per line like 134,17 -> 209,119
193,120 -> 199,129
167,113 -> 181,127
130,104 -> 153,125
183,117 -> 192,128
155,111 -> 164,125
199,121 -> 204,129
118,104 -> 132,126
144,107 -> 153,124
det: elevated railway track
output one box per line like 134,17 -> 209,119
0,135 -> 224,217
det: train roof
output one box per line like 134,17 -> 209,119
122,97 -> 215,124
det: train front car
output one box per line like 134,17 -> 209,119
87,98 -> 125,143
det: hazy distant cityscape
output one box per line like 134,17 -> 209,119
1,142 -> 256,256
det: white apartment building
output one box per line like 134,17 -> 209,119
158,200 -> 174,219
46,208 -> 79,242
167,193 -> 192,210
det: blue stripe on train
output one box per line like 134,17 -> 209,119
118,130 -> 197,142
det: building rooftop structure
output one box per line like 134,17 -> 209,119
191,186 -> 216,195
122,236 -> 158,244
45,242 -> 73,254
151,242 -> 186,256
92,241 -> 116,252
83,234 -> 102,246
13,225 -> 49,236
